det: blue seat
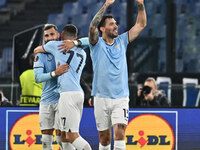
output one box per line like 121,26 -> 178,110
79,24 -> 90,36
156,77 -> 172,105
72,13 -> 90,27
0,47 -> 12,75
78,0 -> 94,7
62,2 -> 81,16
88,2 -> 104,17
0,0 -> 7,8
47,13 -> 57,24
182,78 -> 200,107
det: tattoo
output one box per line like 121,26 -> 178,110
89,29 -> 99,44
91,3 -> 107,27
89,3 -> 107,44
118,124 -> 125,129
138,4 -> 144,11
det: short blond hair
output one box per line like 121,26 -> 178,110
145,77 -> 157,89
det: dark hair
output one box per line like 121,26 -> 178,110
98,15 -> 114,31
44,24 -> 58,31
62,24 -> 78,38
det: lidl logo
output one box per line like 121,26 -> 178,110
9,113 -> 60,150
125,114 -> 175,150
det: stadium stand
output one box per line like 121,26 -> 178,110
0,0 -> 72,77
48,0 -> 127,36
0,0 -> 200,107
175,0 -> 200,72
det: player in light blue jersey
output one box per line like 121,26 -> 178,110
89,0 -> 147,149
33,24 -> 71,150
34,24 -> 91,150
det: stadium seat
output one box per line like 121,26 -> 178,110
0,0 -> 7,8
182,78 -> 200,107
0,47 -> 12,75
79,24 -> 90,36
72,13 -> 90,28
156,77 -> 172,105
62,2 -> 81,16
87,2 -> 104,17
47,13 -> 57,25
78,0 -> 93,8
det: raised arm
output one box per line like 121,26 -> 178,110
128,0 -> 147,43
89,0 -> 115,45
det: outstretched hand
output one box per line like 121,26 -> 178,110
58,40 -> 75,54
105,0 -> 115,6
54,62 -> 70,76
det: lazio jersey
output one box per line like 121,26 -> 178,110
33,53 -> 59,105
43,41 -> 86,94
89,32 -> 129,98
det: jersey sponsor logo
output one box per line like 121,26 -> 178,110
9,113 -> 60,150
125,114 -> 175,150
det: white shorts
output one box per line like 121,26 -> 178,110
59,91 -> 84,133
94,96 -> 129,131
39,103 -> 59,131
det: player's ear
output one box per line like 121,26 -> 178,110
57,32 -> 60,38
100,27 -> 105,33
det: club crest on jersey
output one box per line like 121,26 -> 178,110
34,56 -> 39,62
115,44 -> 120,50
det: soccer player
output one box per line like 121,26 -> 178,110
33,24 -> 72,150
89,0 -> 147,149
34,24 -> 91,150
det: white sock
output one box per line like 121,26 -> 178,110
42,134 -> 53,150
56,136 -> 63,150
114,140 -> 126,150
72,136 -> 91,150
62,142 -> 75,150
99,143 -> 111,150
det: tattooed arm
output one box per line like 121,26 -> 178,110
89,0 -> 115,45
128,0 -> 147,43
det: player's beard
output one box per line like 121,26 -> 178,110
106,29 -> 118,39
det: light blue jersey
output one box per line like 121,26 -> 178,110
44,41 -> 86,94
33,53 -> 59,105
89,32 -> 129,98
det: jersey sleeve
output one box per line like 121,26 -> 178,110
33,53 -> 52,83
34,67 -> 52,83
43,41 -> 56,55
33,53 -> 44,68
79,37 -> 89,46
89,37 -> 101,52
119,32 -> 129,52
